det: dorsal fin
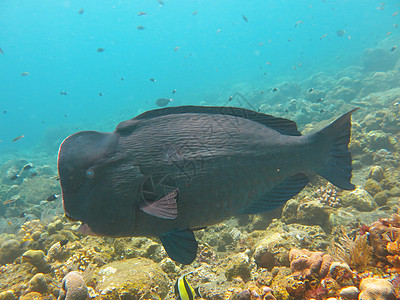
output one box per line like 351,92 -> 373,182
116,106 -> 301,136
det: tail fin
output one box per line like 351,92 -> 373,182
315,108 -> 358,190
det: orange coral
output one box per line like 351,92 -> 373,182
366,213 -> 400,269
289,248 -> 333,278
386,236 -> 400,269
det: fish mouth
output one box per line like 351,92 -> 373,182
64,213 -> 99,236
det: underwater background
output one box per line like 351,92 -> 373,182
1,0 -> 400,299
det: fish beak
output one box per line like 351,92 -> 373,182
77,223 -> 100,236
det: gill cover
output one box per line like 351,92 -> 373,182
58,131 -> 139,236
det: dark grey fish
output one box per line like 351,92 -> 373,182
22,163 -> 33,171
156,98 -> 172,107
336,29 -> 345,37
47,194 -> 60,202
58,106 -> 357,265
10,174 -> 19,180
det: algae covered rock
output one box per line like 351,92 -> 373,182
359,277 -> 395,300
367,166 -> 385,182
224,251 -> 251,281
96,258 -> 170,299
374,191 -> 389,206
19,292 -> 43,300
282,198 -> 330,229
0,239 -> 23,265
28,273 -> 48,294
363,179 -> 383,197
21,250 -> 50,273
0,290 -> 17,300
341,187 -> 377,212
253,221 -> 328,270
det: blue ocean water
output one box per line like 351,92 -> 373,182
0,0 -> 398,156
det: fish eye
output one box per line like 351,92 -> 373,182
86,169 -> 95,179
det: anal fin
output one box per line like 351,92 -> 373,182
239,173 -> 309,214
159,228 -> 198,265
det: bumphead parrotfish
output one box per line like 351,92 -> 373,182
58,106 -> 357,265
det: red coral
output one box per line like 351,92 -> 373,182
289,248 -> 332,279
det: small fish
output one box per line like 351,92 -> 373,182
376,6 -> 384,10
216,29 -> 221,33
47,194 -> 60,202
64,114 -> 68,118
22,163 -> 33,171
386,31 -> 392,36
174,273 -> 202,300
10,174 -> 20,181
295,20 -> 303,28
12,135 -> 24,142
309,88 -> 314,92
51,175 -> 60,181
138,12 -> 147,16
172,89 -> 177,94
174,46 -> 180,51
60,239 -> 68,247
121,77 -> 125,80
336,29 -> 345,37
391,46 -> 397,52
192,11 -> 198,16
137,25 -> 145,30
78,8 -> 84,14
60,91 -> 68,95
242,14 -> 248,22
393,11 -> 399,17
156,98 -> 172,107
21,72 -> 29,76
99,92 -> 103,96
3,110 -> 7,114
317,98 -> 324,102
19,212 -> 26,218
3,198 -> 18,205
150,78 -> 156,82
157,0 -> 164,5
30,172 -> 38,178
97,48 -> 105,52
272,87 -> 278,92
0,48 -> 3,55
320,34 -> 327,40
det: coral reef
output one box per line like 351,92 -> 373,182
1,34 -> 400,300
289,248 -> 332,278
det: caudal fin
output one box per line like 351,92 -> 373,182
315,108 -> 358,190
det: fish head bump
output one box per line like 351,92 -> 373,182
57,130 -> 141,237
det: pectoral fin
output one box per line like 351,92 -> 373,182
159,228 -> 198,265
140,189 -> 178,219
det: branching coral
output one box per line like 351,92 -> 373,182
328,226 -> 373,269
